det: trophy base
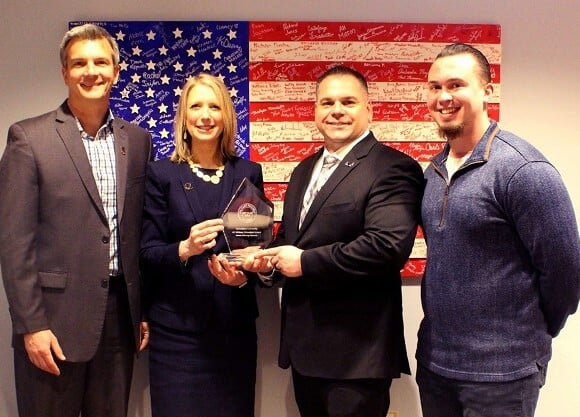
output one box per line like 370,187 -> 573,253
218,253 -> 244,263
217,246 -> 262,264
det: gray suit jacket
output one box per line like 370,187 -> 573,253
0,101 -> 151,361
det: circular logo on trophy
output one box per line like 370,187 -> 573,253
237,203 -> 257,224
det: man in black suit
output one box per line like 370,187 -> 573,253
248,65 -> 424,417
0,24 -> 151,417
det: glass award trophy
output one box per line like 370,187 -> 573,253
220,178 -> 274,262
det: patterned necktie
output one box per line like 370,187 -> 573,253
299,155 -> 340,228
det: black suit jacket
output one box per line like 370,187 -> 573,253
140,157 -> 263,332
276,132 -> 424,379
0,101 -> 152,361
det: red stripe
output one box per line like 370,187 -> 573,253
250,22 -> 501,44
401,259 -> 426,278
250,61 -> 500,83
416,226 -> 424,239
385,142 -> 445,161
251,143 -> 323,162
252,142 -> 443,164
264,183 -> 287,201
488,104 -> 500,120
250,102 -> 447,122
249,62 -> 430,82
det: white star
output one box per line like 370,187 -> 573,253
158,45 -> 168,55
145,87 -> 155,98
157,103 -> 168,113
147,118 -> 157,128
120,89 -> 130,99
130,103 -> 140,114
201,60 -> 212,71
173,27 -> 183,38
173,61 -> 183,72
115,30 -> 126,41
227,63 -> 237,73
146,30 -> 156,40
202,29 -> 213,39
119,61 -> 129,71
173,86 -> 183,96
227,29 -> 237,40
217,74 -> 226,83
186,47 -> 197,57
160,74 -> 171,85
159,128 -> 170,139
131,46 -> 142,56
146,60 -> 156,70
131,73 -> 141,83
212,49 -> 223,59
229,87 -> 238,97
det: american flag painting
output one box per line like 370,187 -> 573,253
71,21 -> 502,277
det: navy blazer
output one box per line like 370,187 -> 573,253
140,156 -> 264,332
275,132 -> 424,379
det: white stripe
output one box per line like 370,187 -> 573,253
250,81 -> 501,102
250,41 -> 501,64
250,121 -> 445,142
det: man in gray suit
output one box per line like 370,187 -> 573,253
0,24 -> 151,417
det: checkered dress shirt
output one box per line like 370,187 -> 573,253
77,112 -> 120,276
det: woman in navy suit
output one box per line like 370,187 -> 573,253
140,73 -> 264,417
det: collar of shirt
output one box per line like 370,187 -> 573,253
307,129 -> 370,188
76,110 -> 115,141
319,128 -> 369,167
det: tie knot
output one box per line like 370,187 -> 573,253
322,155 -> 339,169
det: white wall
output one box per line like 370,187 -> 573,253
1,1 -> 578,416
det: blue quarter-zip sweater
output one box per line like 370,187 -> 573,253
416,120 -> 580,382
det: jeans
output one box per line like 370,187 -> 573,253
416,363 -> 547,417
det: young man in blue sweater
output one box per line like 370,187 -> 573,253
416,42 -> 580,417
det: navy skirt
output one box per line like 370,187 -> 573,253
149,320 -> 257,417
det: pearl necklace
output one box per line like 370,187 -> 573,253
188,161 -> 224,185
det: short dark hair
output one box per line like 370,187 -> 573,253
60,23 -> 120,67
435,43 -> 491,84
315,65 -> 369,96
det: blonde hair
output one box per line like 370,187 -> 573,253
170,73 -> 237,163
